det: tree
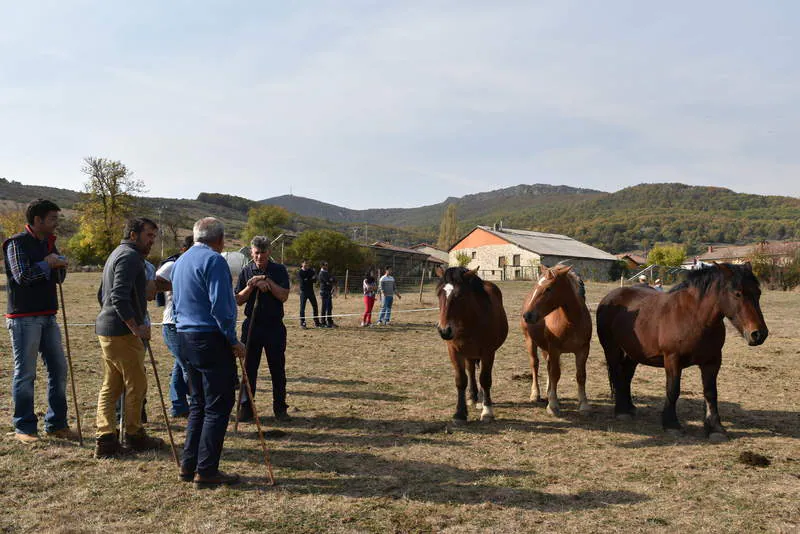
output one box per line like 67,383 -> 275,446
0,208 -> 27,242
160,209 -> 190,254
289,230 -> 366,271
647,244 -> 686,267
454,252 -> 471,267
69,157 -> 144,263
436,204 -> 458,250
241,205 -> 290,243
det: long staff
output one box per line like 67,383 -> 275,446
234,289 -> 259,433
132,285 -> 180,468
234,295 -> 275,485
57,279 -> 83,446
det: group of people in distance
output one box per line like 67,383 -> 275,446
4,198 -> 299,488
637,274 -> 664,291
295,260 -> 402,328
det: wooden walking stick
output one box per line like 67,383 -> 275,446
234,289 -> 259,434
234,295 -> 275,485
57,280 -> 83,446
132,285 -> 180,468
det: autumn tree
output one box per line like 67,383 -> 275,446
0,207 -> 27,242
289,230 -> 367,271
436,204 -> 458,250
647,244 -> 686,267
241,205 -> 290,243
69,157 -> 144,263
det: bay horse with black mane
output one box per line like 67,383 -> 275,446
596,263 -> 768,441
436,267 -> 508,424
521,264 -> 592,416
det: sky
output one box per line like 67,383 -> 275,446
1,1 -> 798,208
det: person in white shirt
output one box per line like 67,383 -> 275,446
377,266 -> 401,326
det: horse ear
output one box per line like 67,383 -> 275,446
467,267 -> 479,277
544,268 -> 555,279
435,266 -> 444,278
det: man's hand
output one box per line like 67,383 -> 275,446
44,253 -> 68,269
136,324 -> 152,341
256,279 -> 271,292
246,275 -> 266,288
231,341 -> 246,360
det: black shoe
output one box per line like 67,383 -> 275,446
300,323 -> 308,329
275,411 -> 292,423
328,323 -> 338,328
179,466 -> 195,482
94,433 -> 121,459
193,470 -> 240,489
238,402 -> 254,422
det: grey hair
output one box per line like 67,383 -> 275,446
250,235 -> 271,251
193,217 -> 225,244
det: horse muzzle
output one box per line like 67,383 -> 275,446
523,311 -> 540,324
747,328 -> 768,346
437,325 -> 454,340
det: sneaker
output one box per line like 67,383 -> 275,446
359,321 -> 365,327
126,429 -> 165,451
238,402 -> 254,423
193,470 -> 240,489
46,427 -> 81,441
94,433 -> 120,458
14,432 -> 40,444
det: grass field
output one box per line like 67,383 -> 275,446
1,273 -> 798,533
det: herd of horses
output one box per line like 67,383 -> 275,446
434,262 -> 769,441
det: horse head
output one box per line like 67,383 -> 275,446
436,266 -> 485,341
715,263 -> 769,346
522,265 -> 574,324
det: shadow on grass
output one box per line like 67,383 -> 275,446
227,449 -> 648,511
290,389 -> 408,402
288,376 -> 369,386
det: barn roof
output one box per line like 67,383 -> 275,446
457,226 -> 617,261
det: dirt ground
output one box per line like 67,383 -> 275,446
0,273 -> 798,533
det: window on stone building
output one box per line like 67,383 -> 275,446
498,256 -> 507,267
471,251 -> 476,259
512,254 -> 521,266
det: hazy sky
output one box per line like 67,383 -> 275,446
1,1 -> 797,208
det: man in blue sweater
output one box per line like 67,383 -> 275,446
172,217 -> 246,488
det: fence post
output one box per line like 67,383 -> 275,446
344,269 -> 349,299
418,268 -> 426,303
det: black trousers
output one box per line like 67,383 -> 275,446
299,291 -> 320,326
320,292 -> 333,325
179,330 -> 237,477
241,320 -> 288,415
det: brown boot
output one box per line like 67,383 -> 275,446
127,429 -> 165,451
94,433 -> 120,459
193,470 -> 240,489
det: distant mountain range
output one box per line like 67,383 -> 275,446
2,177 -> 799,254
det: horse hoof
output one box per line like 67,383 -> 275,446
709,432 -> 729,443
578,404 -> 592,416
480,414 -> 494,422
451,418 -> 467,427
615,413 -> 633,421
546,405 -> 561,417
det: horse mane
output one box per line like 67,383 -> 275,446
438,267 -> 487,297
669,263 -> 759,298
547,265 -> 585,301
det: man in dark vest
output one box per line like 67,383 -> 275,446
3,199 -> 78,444
235,236 -> 291,422
297,258 -> 321,329
318,261 -> 337,328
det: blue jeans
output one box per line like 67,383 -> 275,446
378,295 -> 394,324
320,292 -> 333,325
179,330 -> 237,476
162,324 -> 190,416
7,315 -> 68,435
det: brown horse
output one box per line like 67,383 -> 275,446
596,263 -> 768,441
521,265 -> 592,416
436,267 -> 508,424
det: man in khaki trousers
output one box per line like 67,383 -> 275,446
94,217 -> 165,458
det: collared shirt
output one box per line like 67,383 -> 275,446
6,225 -> 56,286
172,242 -> 239,345
236,260 -> 290,324
96,240 -> 147,337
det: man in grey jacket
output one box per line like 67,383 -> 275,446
94,217 -> 165,458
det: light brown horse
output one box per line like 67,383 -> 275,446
596,263 -> 768,441
436,267 -> 508,424
521,265 -> 592,416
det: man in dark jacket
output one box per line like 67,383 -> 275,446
3,199 -> 78,444
94,217 -> 165,458
318,261 -> 337,328
297,259 -> 320,329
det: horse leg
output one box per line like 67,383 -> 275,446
575,347 -> 591,415
478,356 -> 495,422
619,357 -> 638,416
701,361 -> 728,442
525,334 -> 543,403
466,359 -> 479,408
544,350 -> 562,417
662,356 -> 683,434
451,353 -> 468,424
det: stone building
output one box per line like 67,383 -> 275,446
449,225 -> 618,281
